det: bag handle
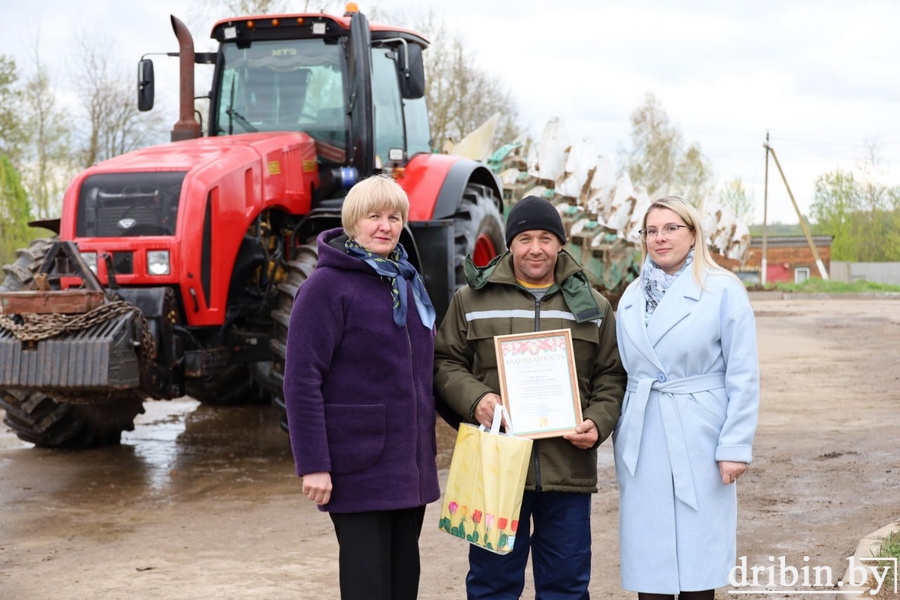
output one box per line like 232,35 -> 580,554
479,403 -> 513,435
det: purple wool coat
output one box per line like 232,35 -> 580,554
283,227 -> 440,513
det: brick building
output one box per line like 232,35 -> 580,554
737,235 -> 833,284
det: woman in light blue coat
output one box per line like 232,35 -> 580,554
614,196 -> 759,600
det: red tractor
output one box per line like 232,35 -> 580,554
0,5 -> 505,448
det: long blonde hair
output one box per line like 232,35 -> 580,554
640,196 -> 736,286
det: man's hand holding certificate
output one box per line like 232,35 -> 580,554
494,329 -> 583,439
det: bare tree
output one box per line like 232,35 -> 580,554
194,3 -> 522,151
623,93 -> 681,197
623,92 -> 713,203
675,142 -> 713,203
20,46 -> 72,221
218,0 -> 287,13
719,177 -> 754,221
0,56 -> 26,162
855,139 -> 898,211
203,1 -> 346,15
414,13 -> 521,152
72,34 -> 166,169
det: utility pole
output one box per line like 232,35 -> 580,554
764,142 -> 830,280
762,132 -> 769,285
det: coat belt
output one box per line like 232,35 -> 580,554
620,372 -> 727,510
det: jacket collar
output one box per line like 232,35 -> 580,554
619,269 -> 705,367
317,227 -> 383,275
464,249 -> 606,322
645,269 -> 703,345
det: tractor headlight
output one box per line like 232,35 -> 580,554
147,250 -> 170,275
80,251 -> 98,274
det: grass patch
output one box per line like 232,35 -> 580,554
751,279 -> 900,294
868,530 -> 900,599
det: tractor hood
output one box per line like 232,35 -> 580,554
60,131 -> 320,242
56,130 -> 321,330
84,131 -> 318,174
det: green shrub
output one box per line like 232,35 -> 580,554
753,279 -> 900,294
869,530 -> 900,598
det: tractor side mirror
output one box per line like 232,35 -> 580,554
398,44 -> 425,99
137,58 -> 155,111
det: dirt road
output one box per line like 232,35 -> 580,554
1,295 -> 898,599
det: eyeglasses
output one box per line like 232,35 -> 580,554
639,224 -> 692,241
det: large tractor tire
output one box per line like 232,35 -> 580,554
0,237 -> 145,448
185,363 -> 269,406
451,182 -> 505,285
267,183 -> 504,435
1,236 -> 57,290
0,389 -> 145,449
270,243 -> 319,432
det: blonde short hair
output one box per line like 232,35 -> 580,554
641,196 -> 735,286
341,175 -> 410,238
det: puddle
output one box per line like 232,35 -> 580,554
121,396 -> 200,491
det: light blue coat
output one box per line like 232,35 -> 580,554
613,268 -> 759,594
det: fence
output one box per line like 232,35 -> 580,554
830,262 -> 900,286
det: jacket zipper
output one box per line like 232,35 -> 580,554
532,294 -> 543,492
402,290 -> 423,502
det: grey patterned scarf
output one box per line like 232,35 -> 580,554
344,238 -> 436,329
641,248 -> 694,325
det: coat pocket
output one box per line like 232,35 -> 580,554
324,403 -> 386,474
684,390 -> 727,430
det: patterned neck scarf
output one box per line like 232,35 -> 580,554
344,238 -> 436,329
641,248 -> 694,325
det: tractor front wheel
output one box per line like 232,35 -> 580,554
0,389 -> 145,449
0,237 -> 145,449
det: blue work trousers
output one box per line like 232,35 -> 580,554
466,491 -> 592,600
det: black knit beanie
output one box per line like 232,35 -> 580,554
505,196 -> 566,248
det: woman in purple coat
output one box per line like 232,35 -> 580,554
283,175 -> 440,600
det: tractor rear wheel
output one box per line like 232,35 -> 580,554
0,237 -> 145,448
270,243 -> 319,432
266,184 -> 503,436
451,183 -> 505,286
185,363 -> 269,406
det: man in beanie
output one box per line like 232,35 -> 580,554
435,195 -> 626,599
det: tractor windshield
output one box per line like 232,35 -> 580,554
215,39 -> 346,155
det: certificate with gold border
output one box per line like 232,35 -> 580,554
493,329 -> 583,439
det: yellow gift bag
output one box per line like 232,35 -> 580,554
438,405 -> 533,554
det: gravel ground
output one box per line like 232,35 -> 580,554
1,295 -> 898,599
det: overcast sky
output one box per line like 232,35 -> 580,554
4,0 -> 899,224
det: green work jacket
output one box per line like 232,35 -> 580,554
434,250 -> 626,493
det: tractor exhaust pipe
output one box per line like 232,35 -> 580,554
170,15 -> 201,142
